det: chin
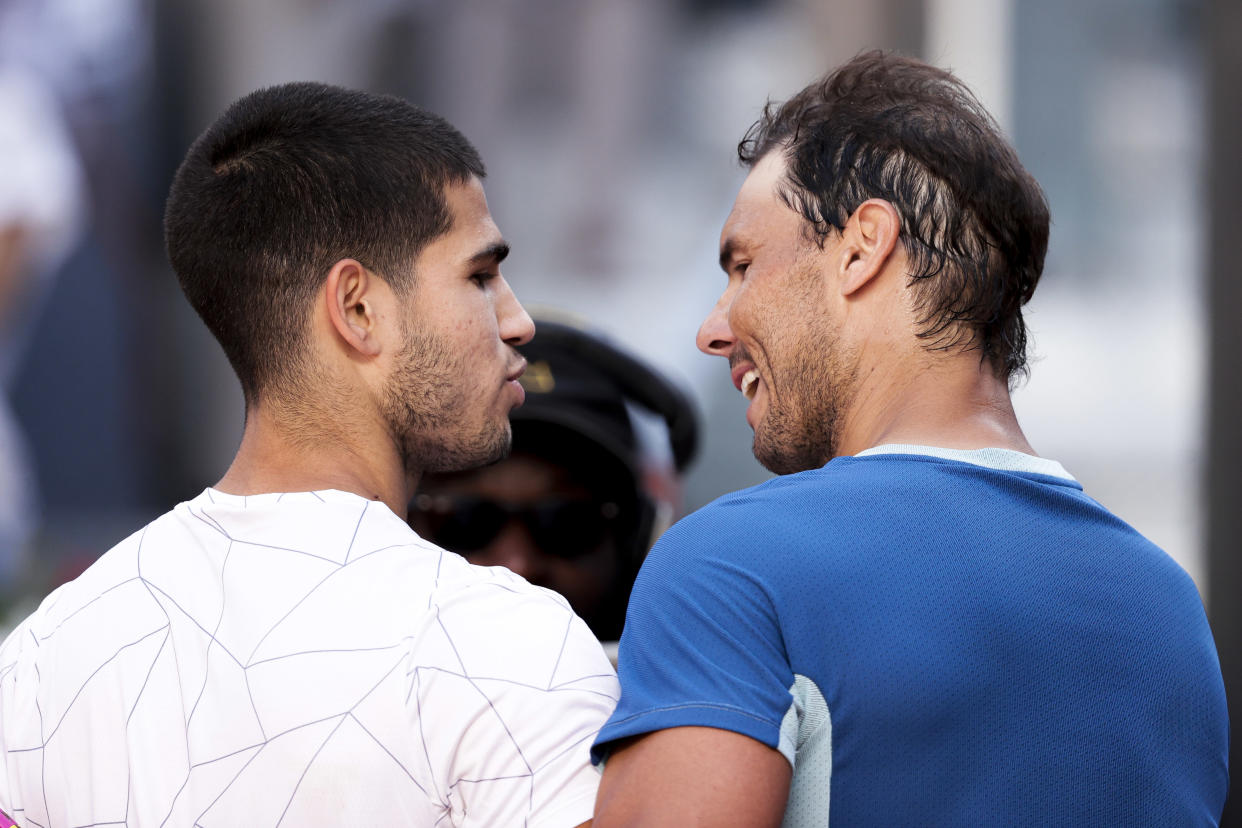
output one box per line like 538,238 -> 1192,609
483,427 -> 514,466
466,428 -> 513,471
410,422 -> 512,474
753,424 -> 832,476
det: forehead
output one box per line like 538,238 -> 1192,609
441,176 -> 501,247
719,151 -> 803,255
414,175 -> 505,269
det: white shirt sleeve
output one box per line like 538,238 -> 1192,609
414,573 -> 619,827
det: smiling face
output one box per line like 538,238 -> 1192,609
384,176 -> 535,476
698,152 -> 859,474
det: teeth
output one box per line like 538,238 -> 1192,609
741,369 -> 760,400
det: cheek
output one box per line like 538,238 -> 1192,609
726,281 -> 762,337
750,263 -> 824,331
444,313 -> 494,359
728,280 -> 786,349
465,298 -> 503,344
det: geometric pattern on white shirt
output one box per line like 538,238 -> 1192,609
0,489 -> 619,827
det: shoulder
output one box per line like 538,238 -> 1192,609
414,563 -> 616,828
635,455 -> 1009,597
665,453 -> 1083,548
665,470 -> 816,534
429,555 -> 617,687
673,456 -> 901,525
4,518 -> 150,647
648,462 -> 863,567
0,516 -> 161,710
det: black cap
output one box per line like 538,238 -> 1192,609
512,317 -> 698,477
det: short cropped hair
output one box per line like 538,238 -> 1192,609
739,51 -> 1050,378
165,82 -> 485,403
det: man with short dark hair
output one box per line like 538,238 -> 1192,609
411,316 -> 699,643
592,52 -> 1229,826
0,82 -> 617,827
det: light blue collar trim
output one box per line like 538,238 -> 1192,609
855,444 -> 1076,481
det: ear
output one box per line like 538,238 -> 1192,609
324,258 -> 383,357
838,198 -> 901,297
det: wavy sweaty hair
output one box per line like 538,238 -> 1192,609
739,50 -> 1050,379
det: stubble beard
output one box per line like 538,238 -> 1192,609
751,315 -> 857,476
382,328 -> 512,479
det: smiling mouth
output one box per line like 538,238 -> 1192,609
741,369 -> 760,400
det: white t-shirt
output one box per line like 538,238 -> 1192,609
0,488 -> 619,827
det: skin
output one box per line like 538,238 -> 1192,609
214,179 -> 595,828
215,176 -> 535,519
593,150 -> 1034,826
702,151 -> 1034,463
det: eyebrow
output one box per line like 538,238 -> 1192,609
469,241 -> 510,268
718,239 -> 737,273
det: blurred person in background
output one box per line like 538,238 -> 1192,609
591,51 -> 1229,826
0,66 -> 83,588
0,0 -> 156,603
411,315 -> 699,645
0,82 -> 617,827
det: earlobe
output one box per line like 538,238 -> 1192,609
839,198 -> 901,297
325,259 -> 383,357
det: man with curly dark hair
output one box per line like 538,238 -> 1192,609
591,51 -> 1228,826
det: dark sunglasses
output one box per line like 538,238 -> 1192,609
410,493 -> 623,560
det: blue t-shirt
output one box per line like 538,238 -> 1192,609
594,449 -> 1229,826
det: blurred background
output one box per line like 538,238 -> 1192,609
1,0 -> 1238,817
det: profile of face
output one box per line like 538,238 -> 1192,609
410,450 -> 625,622
382,176 -> 535,475
698,152 -> 858,475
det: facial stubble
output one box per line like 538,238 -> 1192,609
750,265 -> 858,475
382,327 -> 512,478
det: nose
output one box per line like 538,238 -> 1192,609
497,277 -> 535,346
481,520 -> 546,583
696,290 -> 735,358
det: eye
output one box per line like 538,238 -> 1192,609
470,272 -> 495,288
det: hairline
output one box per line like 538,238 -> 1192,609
741,124 -> 1023,379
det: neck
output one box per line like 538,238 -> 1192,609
215,398 -> 416,518
835,351 -> 1034,458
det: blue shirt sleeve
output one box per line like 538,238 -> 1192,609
591,501 -> 794,762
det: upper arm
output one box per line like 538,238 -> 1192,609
591,509 -> 794,756
594,727 -> 791,827
423,576 -> 619,827
587,504 -> 797,824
